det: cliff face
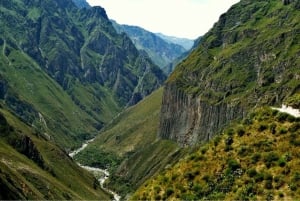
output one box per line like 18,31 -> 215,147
160,84 -> 245,146
159,0 -> 300,146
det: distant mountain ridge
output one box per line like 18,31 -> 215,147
112,21 -> 191,72
155,32 -> 194,50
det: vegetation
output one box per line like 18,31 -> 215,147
0,105 -> 110,200
0,0 -> 165,149
168,0 -> 300,108
76,88 -> 183,197
133,107 -> 300,200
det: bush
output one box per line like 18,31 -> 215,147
264,152 -> 279,168
247,168 -> 257,178
238,146 -> 252,157
251,153 -> 261,163
258,124 -> 268,132
277,157 -> 286,167
165,188 -> 174,197
237,126 -> 246,136
226,128 -> 235,136
225,136 -> 234,146
254,172 -> 264,182
279,127 -> 288,134
227,159 -> 241,172
264,180 -> 273,189
276,112 -> 289,122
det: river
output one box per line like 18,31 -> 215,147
69,140 -> 121,201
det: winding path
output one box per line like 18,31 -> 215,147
69,140 -> 121,201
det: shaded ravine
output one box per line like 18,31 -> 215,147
69,140 -> 121,201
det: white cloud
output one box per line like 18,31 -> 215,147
86,0 -> 240,39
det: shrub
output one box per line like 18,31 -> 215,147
214,136 -> 221,146
238,146 -> 252,157
237,126 -> 246,136
225,145 -> 233,152
225,136 -> 234,146
258,124 -> 268,132
154,194 -> 161,200
264,180 -> 273,189
289,183 -> 297,191
277,157 -> 286,167
254,172 -> 264,182
276,112 -> 289,122
227,159 -> 241,172
292,172 -> 300,182
279,127 -> 288,134
289,122 -> 300,132
181,193 -> 197,201
251,153 -> 261,163
247,168 -> 257,178
278,191 -> 284,198
165,188 -> 174,197
264,152 -> 279,168
226,128 -> 235,136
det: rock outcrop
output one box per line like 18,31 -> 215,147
159,84 -> 245,146
159,0 -> 300,146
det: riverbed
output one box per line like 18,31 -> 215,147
69,140 -> 121,201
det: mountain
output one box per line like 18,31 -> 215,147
159,0 -> 300,146
112,21 -> 189,70
0,0 -> 166,149
0,0 -> 166,198
0,104 -> 110,200
72,0 -> 90,8
73,88 -> 183,197
132,0 -> 300,200
133,107 -> 300,200
155,32 -> 195,51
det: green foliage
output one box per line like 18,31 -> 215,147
133,106 -> 300,200
0,107 -> 110,200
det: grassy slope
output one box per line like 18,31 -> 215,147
0,106 -> 110,200
169,0 -> 300,106
75,88 -> 182,196
133,107 -> 300,200
0,39 -> 122,149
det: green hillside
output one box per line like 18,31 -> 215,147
0,0 -> 166,149
133,107 -> 300,200
74,88 -> 183,197
0,104 -> 110,200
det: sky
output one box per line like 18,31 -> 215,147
86,0 -> 240,39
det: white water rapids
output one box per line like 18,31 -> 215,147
69,140 -> 121,201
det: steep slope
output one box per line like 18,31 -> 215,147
74,88 -> 183,197
133,107 -> 300,200
0,105 -> 110,200
112,22 -> 188,70
0,0 -> 166,148
159,0 -> 300,146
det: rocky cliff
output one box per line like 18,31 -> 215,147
160,84 -> 245,146
159,0 -> 300,146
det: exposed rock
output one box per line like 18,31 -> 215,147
10,135 -> 44,169
159,84 -> 245,146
